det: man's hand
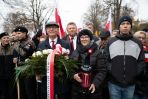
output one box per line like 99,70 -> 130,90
73,73 -> 82,83
13,58 -> 17,64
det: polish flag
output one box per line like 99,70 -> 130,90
55,8 -> 65,39
105,8 -> 112,34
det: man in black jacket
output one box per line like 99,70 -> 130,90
14,26 -> 36,99
105,16 -> 145,99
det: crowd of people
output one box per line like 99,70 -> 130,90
0,15 -> 148,99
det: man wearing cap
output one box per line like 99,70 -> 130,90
0,32 -> 18,99
38,21 -> 70,99
14,26 -> 36,99
105,16 -> 145,99
99,30 -> 111,53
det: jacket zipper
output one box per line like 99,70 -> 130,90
123,41 -> 126,82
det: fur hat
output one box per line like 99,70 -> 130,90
14,26 -> 28,33
0,32 -> 9,39
118,16 -> 132,28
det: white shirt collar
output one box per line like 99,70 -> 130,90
69,35 -> 77,40
49,37 -> 58,44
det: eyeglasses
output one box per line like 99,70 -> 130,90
80,35 -> 90,39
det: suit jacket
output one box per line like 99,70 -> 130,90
37,37 -> 71,94
63,35 -> 77,54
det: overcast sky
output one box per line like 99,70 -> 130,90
0,0 -> 148,32
57,0 -> 148,29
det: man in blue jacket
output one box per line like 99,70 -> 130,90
105,16 -> 145,99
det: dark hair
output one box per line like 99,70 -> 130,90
100,30 -> 111,38
77,29 -> 93,44
142,28 -> 148,32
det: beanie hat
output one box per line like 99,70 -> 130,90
118,16 -> 132,28
14,26 -> 28,33
77,29 -> 93,44
100,30 -> 111,38
0,32 -> 9,39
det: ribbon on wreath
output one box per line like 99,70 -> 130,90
46,44 -> 63,99
47,50 -> 56,99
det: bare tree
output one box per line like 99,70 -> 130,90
25,0 -> 52,32
103,0 -> 123,29
121,4 -> 135,17
2,0 -> 52,32
3,11 -> 34,33
83,0 -> 104,33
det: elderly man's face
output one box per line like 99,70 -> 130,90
46,26 -> 59,39
67,24 -> 77,37
10,32 -> 18,41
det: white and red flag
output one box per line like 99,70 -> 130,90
55,7 -> 65,39
105,8 -> 112,34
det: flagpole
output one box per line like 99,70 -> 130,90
54,0 -> 65,39
15,63 -> 20,99
105,7 -> 112,34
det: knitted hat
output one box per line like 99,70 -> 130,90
118,16 -> 132,28
14,26 -> 28,33
0,32 -> 9,39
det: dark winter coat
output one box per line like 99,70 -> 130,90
37,37 -> 71,95
135,46 -> 148,95
0,44 -> 17,79
105,33 -> 146,87
70,41 -> 107,99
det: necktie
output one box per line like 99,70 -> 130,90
51,41 -> 55,49
71,37 -> 74,51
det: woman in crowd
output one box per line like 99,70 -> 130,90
134,31 -> 148,99
70,29 -> 107,99
0,32 -> 18,99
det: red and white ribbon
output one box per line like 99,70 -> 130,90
46,50 -> 56,99
145,53 -> 148,62
46,44 -> 69,99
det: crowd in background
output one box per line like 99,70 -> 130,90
0,15 -> 148,99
